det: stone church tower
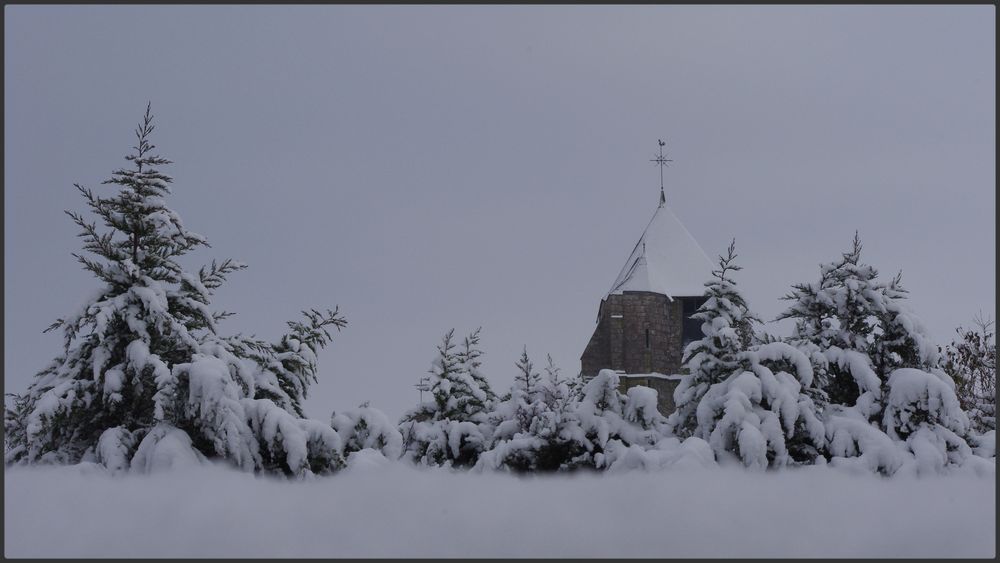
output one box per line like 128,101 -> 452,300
580,170 -> 712,415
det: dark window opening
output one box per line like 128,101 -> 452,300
645,328 -> 650,349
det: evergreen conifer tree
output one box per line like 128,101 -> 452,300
778,232 -> 884,406
477,351 -> 597,473
514,347 -> 542,404
398,329 -> 489,467
541,355 -> 570,412
668,240 -> 758,439
4,105 -> 346,476
476,347 -> 546,471
454,327 -> 496,418
779,233 -> 942,419
870,272 -> 941,378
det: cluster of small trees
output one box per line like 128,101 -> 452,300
392,329 -> 670,472
667,237 -> 994,475
387,238 -> 995,476
4,106 -> 995,478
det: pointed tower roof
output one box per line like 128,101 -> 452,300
607,200 -> 713,300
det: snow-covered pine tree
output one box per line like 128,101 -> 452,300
856,296 -> 977,475
870,272 -> 941,380
660,241 -> 823,468
569,369 -> 666,470
668,239 -> 758,440
480,349 -> 606,473
530,355 -> 590,470
400,329 -> 461,423
454,327 -> 496,418
779,234 -> 947,420
777,234 -> 984,474
398,329 -> 489,467
514,346 -> 542,405
477,347 -> 546,471
697,341 -> 827,469
778,232 -> 884,408
4,105 -> 347,476
505,346 -> 544,445
251,309 -> 347,418
541,354 -> 569,413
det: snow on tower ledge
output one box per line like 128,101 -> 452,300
607,203 -> 713,299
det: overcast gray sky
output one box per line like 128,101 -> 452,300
4,5 -> 995,421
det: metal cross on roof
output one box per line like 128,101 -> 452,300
650,139 -> 673,206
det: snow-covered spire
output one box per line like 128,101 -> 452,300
605,139 -> 709,298
607,201 -> 713,299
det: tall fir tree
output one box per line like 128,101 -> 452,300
779,233 -> 941,416
778,232 -> 885,407
4,105 -> 347,476
668,239 -> 758,439
666,242 -> 825,467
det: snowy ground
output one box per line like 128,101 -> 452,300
4,460 -> 995,558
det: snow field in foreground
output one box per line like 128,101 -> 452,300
4,461 -> 995,558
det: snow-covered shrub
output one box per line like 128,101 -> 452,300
877,368 -> 974,474
624,386 -> 668,433
944,316 -> 997,434
883,369 -> 969,440
825,406 -> 908,476
331,402 -> 403,461
967,430 -> 995,459
602,436 -> 717,473
399,418 -> 487,468
244,399 -> 345,476
692,343 -> 825,470
562,370 -> 668,470
399,329 -> 495,468
94,427 -> 137,475
129,424 -> 208,474
477,348 -> 545,471
4,105 -> 348,477
476,352 -> 588,472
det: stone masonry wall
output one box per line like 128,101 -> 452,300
581,291 -> 685,379
581,291 -> 701,415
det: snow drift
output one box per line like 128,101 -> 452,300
4,460 -> 994,558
